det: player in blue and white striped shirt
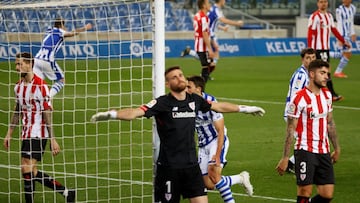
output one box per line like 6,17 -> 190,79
333,0 -> 357,78
283,48 -> 316,173
34,19 -> 92,97
208,0 -> 243,66
187,76 -> 261,203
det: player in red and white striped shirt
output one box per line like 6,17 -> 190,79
277,59 -> 341,203
307,0 -> 350,102
194,0 -> 214,82
3,52 -> 75,203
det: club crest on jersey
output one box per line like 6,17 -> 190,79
165,193 -> 172,201
300,173 -> 306,181
188,102 -> 195,111
145,99 -> 157,108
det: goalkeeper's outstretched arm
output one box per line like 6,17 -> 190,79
211,102 -> 266,116
91,108 -> 145,122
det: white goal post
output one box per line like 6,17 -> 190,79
0,0 -> 164,202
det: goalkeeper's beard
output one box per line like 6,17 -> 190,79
170,81 -> 187,93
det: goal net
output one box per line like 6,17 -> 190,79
0,0 -> 163,202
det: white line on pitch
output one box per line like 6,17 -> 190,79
0,164 -> 296,202
217,97 -> 360,111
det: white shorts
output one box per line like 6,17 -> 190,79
33,59 -> 64,81
198,135 -> 229,175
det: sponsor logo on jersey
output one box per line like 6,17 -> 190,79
287,103 -> 296,115
172,111 -> 196,118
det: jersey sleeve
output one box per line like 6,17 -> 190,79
290,72 -> 307,97
142,97 -> 163,118
286,94 -> 304,119
194,94 -> 211,113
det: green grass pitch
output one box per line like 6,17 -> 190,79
0,55 -> 359,202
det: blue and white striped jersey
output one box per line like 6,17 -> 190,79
336,3 -> 356,39
196,92 -> 227,147
208,4 -> 224,38
284,65 -> 309,119
35,27 -> 66,62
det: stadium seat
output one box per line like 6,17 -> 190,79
5,21 -> 18,32
117,4 -> 129,16
256,0 -> 271,9
0,21 -> 6,33
24,9 -> 40,21
130,3 -> 141,15
287,0 -> 299,9
60,9 -> 75,20
118,16 -> 130,31
95,20 -> 109,31
28,21 -> 41,32
18,20 -> 29,32
129,15 -> 143,32
238,0 -> 252,9
165,23 -> 178,32
178,22 -> 193,31
94,6 -> 108,19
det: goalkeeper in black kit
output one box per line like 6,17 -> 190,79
91,66 -> 265,203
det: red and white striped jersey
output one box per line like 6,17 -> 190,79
286,87 -> 333,154
193,10 -> 209,52
14,75 -> 52,139
307,10 -> 344,50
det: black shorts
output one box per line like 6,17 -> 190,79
316,50 -> 330,62
197,52 -> 211,67
294,150 -> 335,186
21,139 -> 47,161
154,164 -> 207,203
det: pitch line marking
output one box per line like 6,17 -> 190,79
0,164 -> 295,202
217,97 -> 360,111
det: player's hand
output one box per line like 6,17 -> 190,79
3,134 -> 11,150
208,50 -> 215,59
241,106 -> 265,116
91,111 -> 111,122
237,20 -> 244,27
85,23 -> 92,30
50,138 -> 60,156
212,154 -> 221,166
276,158 -> 289,176
343,41 -> 351,49
331,149 -> 340,164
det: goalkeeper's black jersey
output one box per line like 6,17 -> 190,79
142,92 -> 211,169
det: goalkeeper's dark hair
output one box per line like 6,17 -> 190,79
165,66 -> 181,81
300,47 -> 315,58
54,18 -> 65,28
308,59 -> 329,72
187,75 -> 206,92
16,52 -> 34,68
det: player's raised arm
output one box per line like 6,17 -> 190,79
211,102 -> 265,116
65,23 -> 92,37
91,108 -> 145,122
